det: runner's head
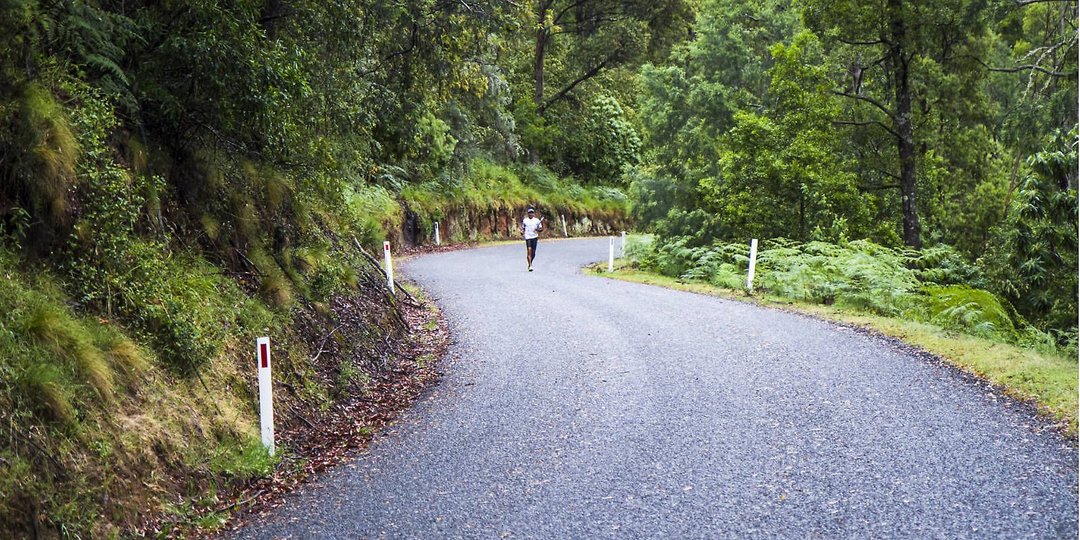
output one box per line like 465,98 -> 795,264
527,207 -> 535,217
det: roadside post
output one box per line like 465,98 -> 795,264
608,237 -> 615,272
621,231 -> 626,257
746,238 -> 759,292
257,336 -> 275,456
383,241 -> 394,293
561,214 -> 569,237
434,222 -> 441,246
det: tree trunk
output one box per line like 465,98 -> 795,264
261,0 -> 285,41
531,1 -> 551,164
888,0 -> 921,248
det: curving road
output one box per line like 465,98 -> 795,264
234,238 -> 1077,539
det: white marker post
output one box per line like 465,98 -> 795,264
608,236 -> 615,272
621,231 -> 627,257
434,222 -> 441,246
561,214 -> 569,237
746,238 -> 759,292
383,241 -> 394,293
256,336 -> 275,456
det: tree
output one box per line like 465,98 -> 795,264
805,0 -> 1076,251
799,1 -> 911,246
633,0 -> 803,240
526,0 -> 691,163
982,128 -> 1078,337
701,32 -> 871,242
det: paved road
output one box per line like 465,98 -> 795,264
234,238 -> 1077,539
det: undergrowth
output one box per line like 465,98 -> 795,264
0,6 -> 629,538
627,235 -> 1078,358
402,157 -> 629,240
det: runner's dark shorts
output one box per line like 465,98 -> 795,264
525,238 -> 538,251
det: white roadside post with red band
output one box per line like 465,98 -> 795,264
746,238 -> 759,292
608,236 -> 615,272
434,222 -> 441,246
383,240 -> 394,293
257,336 -> 275,456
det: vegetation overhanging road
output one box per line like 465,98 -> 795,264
233,237 -> 1077,539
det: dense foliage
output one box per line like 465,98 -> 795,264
626,236 -> 1073,356
0,0 -> 1074,535
0,0 -> 636,535
630,0 -> 1077,342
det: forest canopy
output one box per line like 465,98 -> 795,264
0,0 -> 1076,535
0,0 -> 1074,349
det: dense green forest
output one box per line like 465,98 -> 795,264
0,0 -> 1075,536
631,0 -> 1077,345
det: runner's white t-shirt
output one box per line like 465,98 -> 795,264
523,217 -> 542,239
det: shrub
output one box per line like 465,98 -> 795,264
917,285 -> 1016,339
642,235 -> 1072,354
907,244 -> 985,288
0,84 -> 80,236
697,239 -> 919,314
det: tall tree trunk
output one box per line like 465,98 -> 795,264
261,0 -> 285,41
531,1 -> 551,164
888,0 -> 921,248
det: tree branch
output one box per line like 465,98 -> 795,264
552,0 -> 591,26
356,22 -> 421,78
550,15 -> 622,34
831,90 -> 898,122
832,119 -> 900,139
967,53 -> 1076,78
537,53 -> 616,115
987,64 -> 1075,77
838,38 -> 891,47
1016,0 -> 1073,6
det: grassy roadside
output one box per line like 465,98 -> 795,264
591,263 -> 1078,439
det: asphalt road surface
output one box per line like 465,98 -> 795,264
234,238 -> 1077,539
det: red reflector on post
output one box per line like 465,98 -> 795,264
260,343 -> 268,368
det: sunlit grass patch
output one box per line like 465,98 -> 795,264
23,300 -> 115,402
16,362 -> 77,426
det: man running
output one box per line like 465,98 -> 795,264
522,207 -> 543,271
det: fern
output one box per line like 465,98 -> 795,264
919,285 -> 1016,339
42,1 -> 137,109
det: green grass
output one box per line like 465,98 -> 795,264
595,263 -> 1079,438
401,158 -> 629,240
0,245 -> 290,537
208,437 -> 277,481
